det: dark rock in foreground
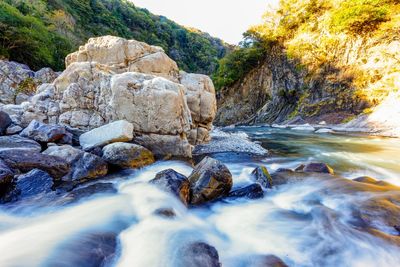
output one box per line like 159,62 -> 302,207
251,166 -> 273,188
66,183 -> 117,203
20,120 -> 71,143
0,150 -> 69,179
102,142 -> 155,169
0,159 -> 14,187
228,183 -> 264,200
188,157 -> 232,205
3,169 -> 53,202
150,169 -> 190,205
0,111 -> 12,135
177,242 -> 221,267
44,145 -> 108,182
0,135 -> 42,153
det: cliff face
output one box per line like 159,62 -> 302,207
215,0 -> 400,127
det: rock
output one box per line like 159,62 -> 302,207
34,68 -> 58,84
102,142 -> 155,169
65,126 -> 85,146
291,124 -> 315,131
315,128 -> 334,134
66,183 -> 117,202
285,116 -> 306,125
20,120 -> 68,143
276,168 -> 295,173
154,208 -> 176,218
134,133 -> 193,158
0,150 -> 69,179
294,164 -> 305,172
177,242 -> 221,267
0,159 -> 14,188
228,184 -> 264,199
251,166 -> 273,188
43,145 -> 108,182
3,169 -> 54,202
188,157 -> 233,205
249,255 -> 289,267
0,111 -> 12,134
6,125 -> 23,135
0,60 -> 35,105
0,135 -> 42,153
303,162 -> 334,175
353,176 -> 392,187
79,120 -> 134,150
150,169 -> 190,205
65,36 -> 179,82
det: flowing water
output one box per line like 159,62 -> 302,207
1,126 -> 400,267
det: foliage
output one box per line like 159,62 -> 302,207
330,0 -> 390,34
0,0 -> 229,73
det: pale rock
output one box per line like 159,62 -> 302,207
79,120 -> 134,150
315,128 -> 334,134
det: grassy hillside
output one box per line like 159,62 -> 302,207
0,0 -> 230,74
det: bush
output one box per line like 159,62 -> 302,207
330,0 -> 390,34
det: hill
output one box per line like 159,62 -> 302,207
0,0 -> 230,74
215,0 -> 400,126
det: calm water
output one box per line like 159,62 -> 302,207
0,127 -> 399,267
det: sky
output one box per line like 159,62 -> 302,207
131,0 -> 278,44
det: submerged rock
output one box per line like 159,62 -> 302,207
102,142 -> 154,169
249,255 -> 289,267
251,166 -> 273,188
177,242 -> 221,267
44,145 -> 108,182
150,169 -> 190,205
0,111 -> 12,135
20,120 -> 69,143
188,157 -> 232,205
79,120 -> 134,150
228,183 -> 264,200
66,183 -> 117,202
302,162 -> 334,175
0,135 -> 42,153
0,150 -> 69,179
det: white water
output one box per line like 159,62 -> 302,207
0,128 -> 400,267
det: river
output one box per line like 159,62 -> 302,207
0,126 -> 399,267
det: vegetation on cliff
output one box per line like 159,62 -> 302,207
0,0 -> 230,74
215,0 -> 400,122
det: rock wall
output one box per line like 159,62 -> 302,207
0,36 -> 217,157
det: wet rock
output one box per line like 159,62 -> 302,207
0,135 -> 42,153
353,176 -> 392,186
150,169 -> 190,205
251,166 -> 273,188
250,255 -> 289,267
65,126 -> 85,146
66,183 -> 117,202
0,111 -> 12,135
6,125 -> 23,135
79,120 -> 134,150
44,145 -> 108,182
0,150 -> 69,179
3,169 -> 54,202
294,164 -> 305,172
188,157 -> 232,205
0,159 -> 14,188
102,142 -> 155,169
276,168 -> 295,173
228,183 -> 264,199
20,120 -> 68,143
302,162 -> 334,175
154,208 -> 176,218
178,242 -> 221,267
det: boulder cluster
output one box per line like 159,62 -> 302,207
0,36 -> 217,157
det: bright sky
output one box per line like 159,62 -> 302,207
131,0 -> 278,44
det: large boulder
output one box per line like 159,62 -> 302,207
102,142 -> 154,169
0,111 -> 12,135
20,120 -> 70,143
79,120 -> 133,150
188,157 -> 233,205
251,166 -> 273,188
302,162 -> 334,175
0,135 -> 42,153
0,150 -> 69,179
65,36 -> 179,82
43,145 -> 108,182
228,184 -> 264,200
150,169 -> 191,205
